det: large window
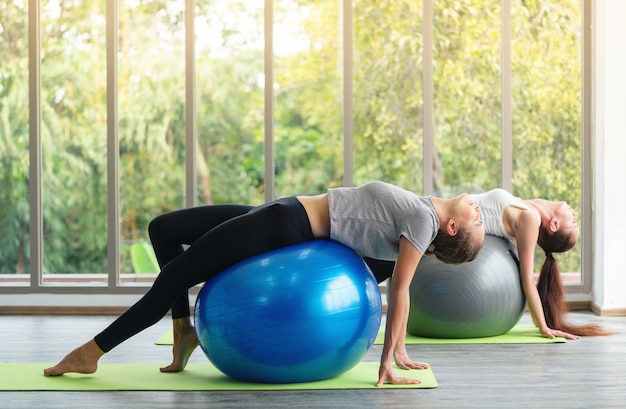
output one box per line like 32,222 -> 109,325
511,0 -> 583,278
41,0 -> 108,284
0,0 -> 30,282
0,0 -> 588,294
195,0 -> 266,205
353,1 -> 424,189
117,0 -> 186,281
273,0 -> 343,196
432,0 -> 502,194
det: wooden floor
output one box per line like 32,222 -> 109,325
1,311 -> 625,409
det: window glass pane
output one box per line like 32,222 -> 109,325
41,0 -> 107,285
118,0 -> 186,283
0,0 -> 30,286
274,0 -> 342,197
512,0 -> 582,278
433,1 -> 501,196
195,0 -> 265,205
354,0 -> 423,191
1,0 -> 587,292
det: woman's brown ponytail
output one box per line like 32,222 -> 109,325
537,253 -> 613,336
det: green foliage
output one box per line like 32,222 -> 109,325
0,0 -> 583,275
353,0 -> 425,189
0,57 -> 30,274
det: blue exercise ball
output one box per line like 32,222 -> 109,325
194,240 -> 382,383
407,235 -> 525,338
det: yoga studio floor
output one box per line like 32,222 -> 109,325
1,311 -> 625,409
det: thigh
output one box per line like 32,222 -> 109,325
149,204 -> 254,246
159,198 -> 313,286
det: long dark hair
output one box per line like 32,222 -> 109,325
537,229 -> 613,336
428,227 -> 483,265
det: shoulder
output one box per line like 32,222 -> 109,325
517,207 -> 540,225
505,206 -> 540,238
356,182 -> 429,204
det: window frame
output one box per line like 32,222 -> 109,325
1,0 -> 591,301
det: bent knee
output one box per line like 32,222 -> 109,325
148,213 -> 170,240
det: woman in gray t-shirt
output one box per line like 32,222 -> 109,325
45,181 -> 484,387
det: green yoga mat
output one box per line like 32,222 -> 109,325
374,325 -> 566,344
0,362 -> 437,391
155,324 -> 565,346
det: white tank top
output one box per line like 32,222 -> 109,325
469,188 -> 540,241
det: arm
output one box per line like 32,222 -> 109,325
514,213 -> 578,340
376,236 -> 427,387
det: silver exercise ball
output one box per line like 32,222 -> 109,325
407,235 -> 526,338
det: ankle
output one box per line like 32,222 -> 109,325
172,316 -> 193,330
81,339 -> 105,360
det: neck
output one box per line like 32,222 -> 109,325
430,197 -> 450,228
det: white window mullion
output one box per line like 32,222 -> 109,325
264,0 -> 275,202
342,0 -> 354,187
580,0 -> 592,294
501,0 -> 513,191
186,0 -> 197,209
28,0 -> 42,287
422,0 -> 434,196
107,0 -> 120,287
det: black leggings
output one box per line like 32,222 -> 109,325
94,197 -> 313,352
149,203 -> 254,319
145,204 -> 394,318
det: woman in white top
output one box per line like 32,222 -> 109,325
470,189 -> 610,339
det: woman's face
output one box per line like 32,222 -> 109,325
554,201 -> 580,239
452,193 -> 484,241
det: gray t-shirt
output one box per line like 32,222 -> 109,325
328,181 -> 439,260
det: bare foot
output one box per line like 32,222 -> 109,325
43,339 -> 105,376
160,317 -> 198,373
